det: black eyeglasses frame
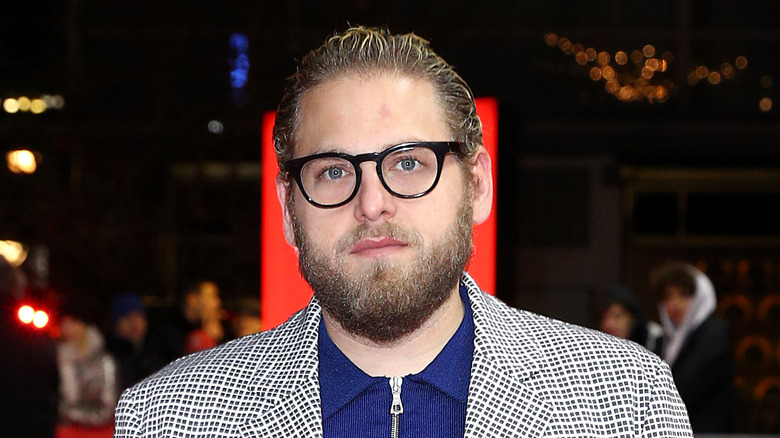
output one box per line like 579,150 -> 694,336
285,141 -> 463,208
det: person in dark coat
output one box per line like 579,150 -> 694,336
107,293 -> 167,391
651,261 -> 735,433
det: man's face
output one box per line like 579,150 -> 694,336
277,74 -> 478,343
661,285 -> 693,327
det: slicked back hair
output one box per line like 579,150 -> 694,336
273,26 -> 482,174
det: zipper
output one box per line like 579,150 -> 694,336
389,376 -> 404,438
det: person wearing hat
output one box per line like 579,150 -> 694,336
599,284 -> 663,354
107,293 -> 166,391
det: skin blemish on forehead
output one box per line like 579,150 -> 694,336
378,104 -> 392,118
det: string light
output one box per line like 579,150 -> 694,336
544,32 -> 757,106
544,32 -> 671,103
2,94 -> 65,114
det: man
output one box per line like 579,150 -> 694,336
652,262 -> 733,433
115,27 -> 692,437
107,293 -> 167,390
153,279 -> 225,361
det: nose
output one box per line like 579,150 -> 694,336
353,162 -> 396,222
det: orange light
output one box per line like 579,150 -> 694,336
597,51 -> 610,66
589,66 -> 602,81
18,305 -> 35,324
33,310 -> 49,328
759,97 -> 773,112
707,71 -> 722,85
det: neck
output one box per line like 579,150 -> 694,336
321,285 -> 465,377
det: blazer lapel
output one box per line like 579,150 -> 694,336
239,300 -> 324,438
463,273 -> 555,437
239,372 -> 323,438
465,352 -> 553,438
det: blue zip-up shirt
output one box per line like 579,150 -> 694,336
319,284 -> 474,437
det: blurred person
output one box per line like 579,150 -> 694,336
599,284 -> 663,353
227,295 -> 262,338
107,293 -> 166,391
56,295 -> 118,434
0,257 -> 59,438
184,280 -> 225,353
651,261 -> 734,433
114,26 -> 692,437
154,280 -> 225,360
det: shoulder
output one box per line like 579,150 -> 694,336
123,304 -> 318,400
470,288 -> 667,377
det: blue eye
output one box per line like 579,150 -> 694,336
325,167 -> 345,180
399,159 -> 418,171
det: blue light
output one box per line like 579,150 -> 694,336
231,54 -> 250,71
229,33 -> 249,53
229,33 -> 249,100
231,69 -> 248,88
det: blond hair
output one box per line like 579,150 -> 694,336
273,26 -> 482,173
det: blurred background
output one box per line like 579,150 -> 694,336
2,0 -> 780,434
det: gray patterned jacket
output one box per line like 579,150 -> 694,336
114,273 -> 692,437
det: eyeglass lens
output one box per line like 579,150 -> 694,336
299,145 -> 441,206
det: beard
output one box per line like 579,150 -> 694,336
292,195 -> 474,344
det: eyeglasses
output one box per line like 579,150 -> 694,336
285,141 -> 463,208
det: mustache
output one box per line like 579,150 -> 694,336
335,222 -> 424,254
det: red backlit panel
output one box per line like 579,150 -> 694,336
260,98 -> 498,329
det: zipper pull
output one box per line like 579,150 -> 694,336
389,376 -> 404,415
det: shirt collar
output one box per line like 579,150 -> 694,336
318,283 -> 474,418
412,283 -> 473,403
318,313 -> 382,419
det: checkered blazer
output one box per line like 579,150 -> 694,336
114,273 -> 692,437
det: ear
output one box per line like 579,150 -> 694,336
275,174 -> 297,247
469,146 -> 493,225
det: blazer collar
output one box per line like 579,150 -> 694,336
463,273 -> 555,437
240,299 -> 324,438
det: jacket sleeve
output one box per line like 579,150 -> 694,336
643,360 -> 693,437
114,386 -> 141,438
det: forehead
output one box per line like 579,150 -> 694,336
294,74 -> 451,156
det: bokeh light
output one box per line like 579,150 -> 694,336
615,51 -> 628,65
17,96 -> 31,112
33,310 -> 49,328
3,98 -> 19,113
6,150 -> 38,174
707,71 -> 722,85
0,240 -> 27,267
18,306 -> 35,324
759,97 -> 773,112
